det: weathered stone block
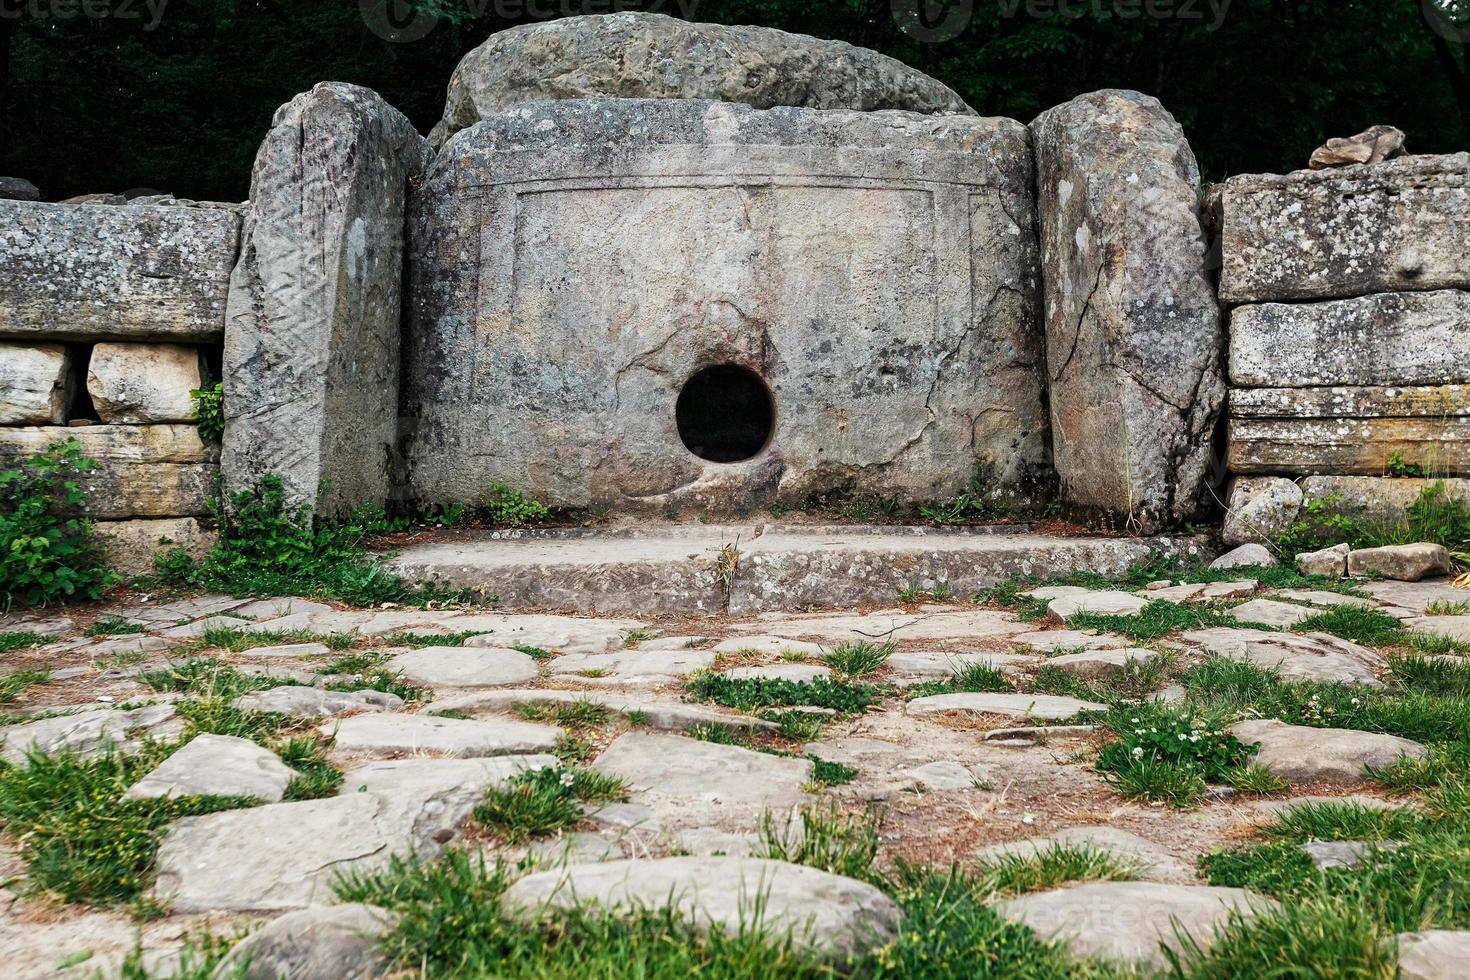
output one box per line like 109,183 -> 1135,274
1301,476 -> 1470,522
0,177 -> 39,201
1348,543 -> 1454,582
1230,291 -> 1470,387
430,12 -> 972,147
0,200 -> 239,340
1030,90 -> 1225,531
0,342 -> 70,424
1228,417 -> 1470,475
1213,154 -> 1470,303
0,425 -> 217,518
87,342 -> 202,423
94,517 -> 216,577
224,83 -> 433,519
406,99 -> 1048,511
1231,385 -> 1470,420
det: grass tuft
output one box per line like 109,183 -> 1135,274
821,640 -> 894,678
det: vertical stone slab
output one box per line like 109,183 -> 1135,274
223,82 -> 433,518
1031,90 -> 1225,532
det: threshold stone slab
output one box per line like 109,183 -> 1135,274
905,692 -> 1105,721
322,713 -> 562,758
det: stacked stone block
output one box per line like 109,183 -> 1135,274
1210,154 -> 1470,543
0,198 -> 239,573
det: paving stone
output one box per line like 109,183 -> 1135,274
1396,929 -> 1470,980
323,713 -> 562,758
241,611 -> 369,635
710,636 -> 826,657
755,608 -> 1028,644
975,826 -> 1194,884
82,634 -> 173,658
0,704 -> 184,765
591,733 -> 812,827
233,686 -> 403,719
116,595 -> 250,625
123,733 -> 295,802
1254,795 -> 1408,817
1181,628 -> 1384,685
452,613 -> 644,654
547,649 -> 717,684
235,642 -> 332,658
886,651 -> 1038,683
1227,598 -> 1316,628
386,646 -> 540,688
898,760 -> 986,791
585,801 -> 662,832
526,831 -> 626,866
338,755 -> 556,798
213,903 -> 397,980
1046,648 -> 1160,680
157,614 -> 253,639
1140,581 -> 1257,603
638,636 -> 714,651
1359,580 -> 1470,613
154,791 -> 451,911
722,663 -> 830,682
1272,589 -> 1374,609
801,737 -> 912,767
0,614 -> 74,635
1299,839 -> 1399,870
1404,615 -> 1470,641
993,881 -> 1275,967
905,692 -> 1106,722
1013,630 -> 1129,653
1047,592 -> 1149,619
501,856 -> 900,959
427,689 -> 776,733
1210,543 -> 1277,570
233,598 -> 336,620
1348,544 -> 1455,582
1229,719 -> 1427,786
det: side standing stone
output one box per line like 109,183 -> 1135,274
0,342 -> 70,424
0,200 -> 239,340
1031,89 -> 1225,531
223,82 -> 433,518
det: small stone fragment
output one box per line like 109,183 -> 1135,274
1046,648 -> 1160,680
0,705 -> 184,765
212,903 -> 397,980
1222,477 -> 1303,547
1210,543 -> 1277,570
1299,839 -> 1399,870
1229,719 -> 1427,786
1226,598 -> 1316,628
1297,543 -> 1350,578
1308,125 -> 1406,170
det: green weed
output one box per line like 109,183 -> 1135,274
685,672 -> 881,713
473,766 -> 627,843
821,640 -> 894,678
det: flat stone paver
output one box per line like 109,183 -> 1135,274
1397,929 -> 1470,980
322,713 -> 562,758
451,613 -> 644,654
427,689 -> 776,733
123,733 -> 295,803
212,904 -> 396,980
234,642 -> 332,658
1013,630 -> 1128,653
338,755 -> 557,798
1358,580 -> 1469,614
1181,628 -> 1384,686
886,651 -> 1038,681
232,686 -> 403,719
710,636 -> 825,657
1227,598 -> 1315,628
1230,719 -> 1427,786
591,733 -> 811,827
993,881 -> 1275,967
1047,648 -> 1160,680
722,663 -> 830,682
386,646 -> 540,688
501,857 -> 901,959
1047,592 -> 1149,619
753,608 -> 1032,644
906,692 -> 1106,722
975,826 -> 1193,884
0,705 -> 184,765
1273,590 -> 1374,609
1404,615 -> 1470,641
546,649 -> 717,684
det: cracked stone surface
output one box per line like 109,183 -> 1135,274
231,686 -> 403,718
386,646 -> 540,688
1181,628 -> 1384,686
406,96 -> 1046,512
0,705 -> 184,765
123,734 -> 295,803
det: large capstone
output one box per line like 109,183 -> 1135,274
1030,90 -> 1225,532
406,98 -> 1048,512
224,82 -> 432,518
428,12 -> 972,147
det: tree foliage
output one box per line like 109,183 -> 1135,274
0,1 -> 1464,201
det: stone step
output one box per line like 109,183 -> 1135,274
381,525 -> 1207,615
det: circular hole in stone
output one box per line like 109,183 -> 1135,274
676,364 -> 774,463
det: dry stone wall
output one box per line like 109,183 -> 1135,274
0,197 -> 237,573
1211,154 -> 1470,544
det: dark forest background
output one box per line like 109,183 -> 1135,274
3,0 -> 1469,202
